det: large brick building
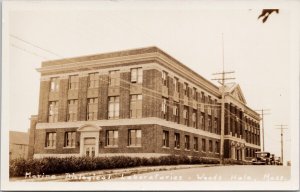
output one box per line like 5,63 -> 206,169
29,46 -> 261,161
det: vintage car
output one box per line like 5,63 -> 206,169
252,151 -> 271,165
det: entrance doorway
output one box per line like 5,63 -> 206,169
84,137 -> 96,157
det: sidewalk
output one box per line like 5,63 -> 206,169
10,164 -> 219,182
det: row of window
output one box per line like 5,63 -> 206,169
48,94 -> 143,122
162,71 -> 214,102
49,93 -> 218,129
45,129 -> 142,148
50,68 -> 217,105
45,129 -> 220,153
50,68 -> 143,92
163,131 -> 220,153
162,97 -> 218,131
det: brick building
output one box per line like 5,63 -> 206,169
29,46 -> 260,161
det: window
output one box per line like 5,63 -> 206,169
200,112 -> 205,129
173,102 -> 179,123
87,98 -> 98,121
128,129 -> 141,146
214,99 -> 218,114
162,130 -> 169,147
215,141 -> 220,153
209,140 -> 213,152
67,100 -> 78,122
183,106 -> 189,126
194,137 -> 199,151
162,71 -> 168,86
48,101 -> 58,123
131,68 -> 143,83
174,77 -> 179,93
108,96 -> 119,119
50,77 -> 59,92
201,92 -> 205,102
214,118 -> 218,133
45,132 -> 56,148
184,83 -> 188,96
192,110 -> 197,128
69,75 -> 79,90
202,139 -> 206,152
184,135 -> 190,150
208,96 -> 212,104
109,70 -> 120,86
130,94 -> 142,118
193,87 -> 197,100
88,73 -> 99,88
106,130 -> 118,146
208,116 -> 212,132
64,132 -> 76,147
174,133 -> 180,149
162,97 -> 168,120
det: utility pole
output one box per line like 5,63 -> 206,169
212,33 -> 235,165
255,109 -> 271,151
275,124 -> 288,165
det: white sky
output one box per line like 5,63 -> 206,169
4,1 -> 299,164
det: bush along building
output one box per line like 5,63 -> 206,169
29,46 -> 260,161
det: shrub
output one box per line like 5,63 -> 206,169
9,155 -> 222,177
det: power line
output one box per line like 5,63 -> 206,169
10,34 -> 62,58
10,43 -> 49,60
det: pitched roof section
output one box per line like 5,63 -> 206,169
223,83 -> 247,104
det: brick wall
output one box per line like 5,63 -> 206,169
178,82 -> 184,125
142,69 -> 162,118
98,75 -> 108,120
34,124 -> 221,158
78,76 -> 88,121
120,72 -> 130,119
38,80 -> 50,123
167,76 -> 174,121
58,79 -> 68,122
34,128 -> 80,154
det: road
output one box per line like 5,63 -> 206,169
113,165 -> 291,182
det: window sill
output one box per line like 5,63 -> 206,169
127,145 -> 142,148
44,147 -> 56,149
108,118 -> 120,120
104,146 -> 118,148
63,147 -> 76,149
